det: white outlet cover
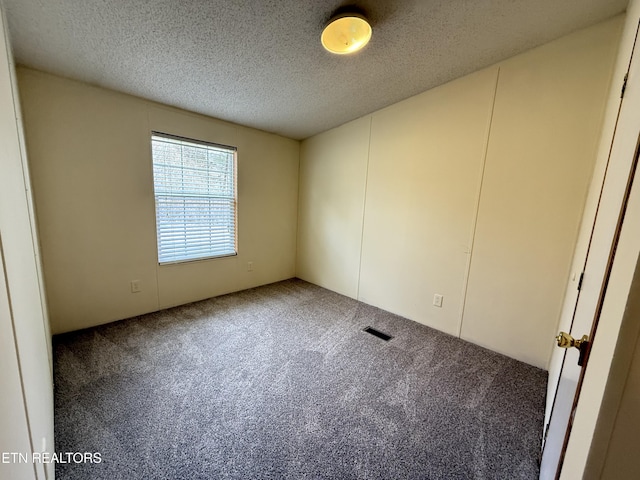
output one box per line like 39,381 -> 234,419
433,294 -> 443,307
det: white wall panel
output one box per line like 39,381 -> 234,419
358,68 -> 498,336
297,117 -> 370,298
297,18 -> 621,367
461,17 -> 622,368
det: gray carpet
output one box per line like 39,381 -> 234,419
53,278 -> 547,479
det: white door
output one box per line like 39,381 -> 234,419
0,237 -> 37,480
540,20 -> 640,479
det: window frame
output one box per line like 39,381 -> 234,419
150,131 -> 238,265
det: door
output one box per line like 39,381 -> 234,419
0,236 -> 38,480
540,19 -> 640,479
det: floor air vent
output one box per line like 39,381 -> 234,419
363,326 -> 393,341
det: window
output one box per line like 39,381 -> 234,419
151,132 -> 237,264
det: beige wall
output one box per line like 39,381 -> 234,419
296,116 -> 370,298
0,6 -> 53,479
297,17 -> 622,369
460,17 -> 622,367
19,68 -> 299,333
358,68 -> 497,337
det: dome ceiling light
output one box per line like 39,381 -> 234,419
321,11 -> 372,55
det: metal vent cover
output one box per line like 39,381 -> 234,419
363,326 -> 393,341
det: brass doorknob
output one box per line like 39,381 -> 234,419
556,331 -> 589,350
557,332 -> 591,366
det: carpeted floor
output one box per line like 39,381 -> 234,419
54,278 -> 547,479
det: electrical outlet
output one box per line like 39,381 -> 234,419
247,261 -> 254,272
131,280 -> 141,293
433,294 -> 443,308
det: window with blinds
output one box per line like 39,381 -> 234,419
151,132 -> 237,264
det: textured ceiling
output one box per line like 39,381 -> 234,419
3,0 -> 629,140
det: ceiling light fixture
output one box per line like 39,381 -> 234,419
321,11 -> 372,55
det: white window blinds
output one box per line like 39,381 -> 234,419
151,133 -> 237,264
